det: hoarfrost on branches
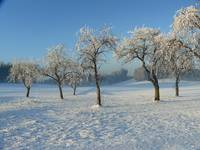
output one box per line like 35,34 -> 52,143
9,60 -> 39,97
42,44 -> 74,99
66,62 -> 83,95
172,6 -> 200,58
165,34 -> 193,96
116,27 -> 167,101
76,26 -> 117,106
173,6 -> 200,33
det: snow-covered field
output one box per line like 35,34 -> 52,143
1,80 -> 200,150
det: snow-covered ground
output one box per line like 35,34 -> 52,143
1,80 -> 200,150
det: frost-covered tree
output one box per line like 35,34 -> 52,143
166,34 -> 193,96
76,26 -> 117,106
173,6 -> 200,33
116,27 -> 167,101
66,62 -> 83,95
9,60 -> 39,97
42,44 -> 73,99
172,6 -> 200,58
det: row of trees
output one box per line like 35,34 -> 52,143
116,5 -> 200,100
0,62 -> 130,85
9,26 -> 116,107
9,45 -> 83,99
8,5 -> 200,106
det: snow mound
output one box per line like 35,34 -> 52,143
91,104 -> 100,109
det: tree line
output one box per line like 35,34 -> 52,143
133,67 -> 200,81
0,63 -> 11,82
2,5 -> 200,106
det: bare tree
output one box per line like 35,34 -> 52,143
9,60 -> 39,97
76,26 -> 117,106
116,27 -> 166,101
42,44 -> 73,99
166,34 -> 193,96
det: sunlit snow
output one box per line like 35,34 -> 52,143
1,79 -> 200,149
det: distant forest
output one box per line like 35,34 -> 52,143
1,62 -> 200,83
0,62 -> 11,82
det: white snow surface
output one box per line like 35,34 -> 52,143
1,80 -> 200,149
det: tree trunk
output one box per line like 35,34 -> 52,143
94,64 -> 101,106
142,63 -> 160,101
58,84 -> 64,99
26,86 -> 30,98
73,84 -> 76,95
153,82 -> 160,101
96,82 -> 101,106
175,75 -> 180,97
152,74 -> 160,101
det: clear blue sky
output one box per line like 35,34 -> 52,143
0,0 -> 196,73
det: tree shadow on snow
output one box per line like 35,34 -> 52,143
162,98 -> 200,103
0,134 -> 4,150
101,90 -> 114,95
77,87 -> 96,95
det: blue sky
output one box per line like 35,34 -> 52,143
0,0 -> 196,74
